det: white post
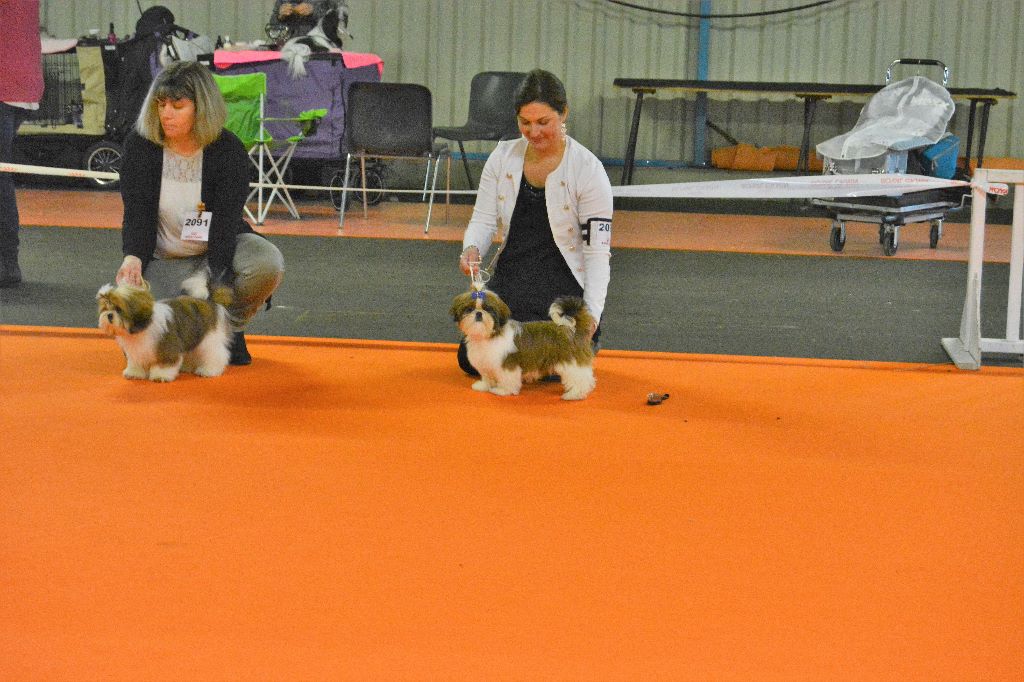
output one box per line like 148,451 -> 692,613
966,170 -> 988,330
1006,182 -> 1024,342
942,168 -> 1024,368
941,174 -> 987,369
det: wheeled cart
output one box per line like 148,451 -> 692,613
16,43 -> 125,187
814,58 -> 968,255
819,188 -> 967,256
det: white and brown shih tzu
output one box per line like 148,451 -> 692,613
96,280 -> 233,382
450,289 -> 597,400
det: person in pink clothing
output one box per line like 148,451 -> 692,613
0,0 -> 44,287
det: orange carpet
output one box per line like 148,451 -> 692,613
16,187 -> 1015,262
2,326 -> 1021,679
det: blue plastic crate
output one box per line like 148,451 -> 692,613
920,134 -> 960,179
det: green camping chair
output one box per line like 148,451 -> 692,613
213,72 -> 326,225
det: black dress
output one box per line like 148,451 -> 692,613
487,175 -> 582,320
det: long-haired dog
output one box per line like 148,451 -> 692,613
450,290 -> 596,400
96,280 -> 233,382
280,0 -> 350,78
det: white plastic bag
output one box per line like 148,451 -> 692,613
816,76 -> 954,164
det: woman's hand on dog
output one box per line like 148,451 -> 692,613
459,246 -> 481,275
116,255 -> 144,287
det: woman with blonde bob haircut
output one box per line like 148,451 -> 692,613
135,60 -> 227,147
115,61 -> 284,365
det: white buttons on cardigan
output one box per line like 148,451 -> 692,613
560,180 -> 566,186
506,174 -> 512,179
498,195 -> 505,201
563,205 -> 569,211
568,245 -> 576,251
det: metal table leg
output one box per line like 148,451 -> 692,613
797,94 -> 828,173
621,88 -> 651,185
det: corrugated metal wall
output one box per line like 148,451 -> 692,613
39,0 -> 1023,165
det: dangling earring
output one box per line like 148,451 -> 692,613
560,121 -> 567,139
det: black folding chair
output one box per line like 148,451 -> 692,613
433,71 -> 527,189
340,82 -> 449,234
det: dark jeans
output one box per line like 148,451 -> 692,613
0,102 -> 28,258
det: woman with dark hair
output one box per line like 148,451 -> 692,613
457,69 -> 613,375
115,61 -> 284,365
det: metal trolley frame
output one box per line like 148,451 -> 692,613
812,59 -> 969,256
816,190 -> 968,256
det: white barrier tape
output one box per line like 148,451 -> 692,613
611,173 -> 1007,199
2,162 -> 1008,199
971,179 -> 1010,196
0,162 -> 478,195
0,160 -> 119,181
249,182 -> 478,195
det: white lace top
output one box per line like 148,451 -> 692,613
155,147 -> 206,259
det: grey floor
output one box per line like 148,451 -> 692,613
1,224 -> 1015,365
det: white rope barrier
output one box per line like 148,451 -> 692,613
610,173 -> 1006,199
1,160 -> 119,181
248,183 -> 477,196
0,161 -> 478,194
2,162 -> 1008,200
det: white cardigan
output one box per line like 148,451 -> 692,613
462,136 -> 613,323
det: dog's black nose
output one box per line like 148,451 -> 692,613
474,311 -> 483,322
106,312 -> 114,322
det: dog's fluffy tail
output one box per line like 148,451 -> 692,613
548,296 -> 595,341
281,42 -> 311,78
207,284 -> 243,329
209,284 -> 233,309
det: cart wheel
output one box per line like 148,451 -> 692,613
83,140 -> 123,188
328,167 -> 384,209
929,220 -> 942,248
829,221 -> 846,252
882,229 -> 899,256
878,225 -> 886,244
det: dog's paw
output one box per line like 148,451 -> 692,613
489,386 -> 518,396
147,367 -> 179,382
192,365 -> 225,378
561,386 -> 592,401
471,380 -> 490,392
122,366 -> 146,380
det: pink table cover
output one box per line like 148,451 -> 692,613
213,49 -> 383,76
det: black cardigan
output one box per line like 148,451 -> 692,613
120,129 -> 256,280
